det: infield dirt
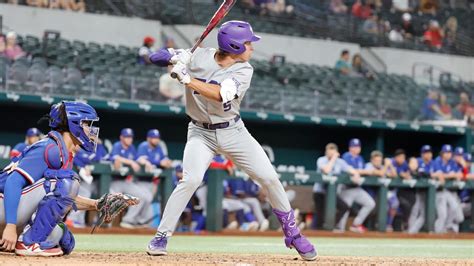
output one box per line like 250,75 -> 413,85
1,252 -> 473,265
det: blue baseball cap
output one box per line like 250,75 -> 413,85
175,164 -> 183,172
441,144 -> 453,153
147,129 -> 161,138
349,138 -> 361,147
420,145 -> 432,153
454,147 -> 465,156
464,153 -> 472,162
26,127 -> 41,137
120,128 -> 134,137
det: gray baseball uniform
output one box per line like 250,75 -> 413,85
408,191 -> 425,234
435,189 -> 464,233
157,47 -> 290,236
316,157 -> 375,231
336,186 -> 375,230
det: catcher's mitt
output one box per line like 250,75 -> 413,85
91,193 -> 140,234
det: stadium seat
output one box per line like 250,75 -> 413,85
43,66 -> 64,94
61,67 -> 83,96
26,64 -> 48,93
7,63 -> 29,92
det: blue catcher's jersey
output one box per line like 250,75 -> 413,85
0,131 -> 73,192
136,141 -> 169,167
342,152 -> 365,169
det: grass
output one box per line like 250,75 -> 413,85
74,234 -> 474,259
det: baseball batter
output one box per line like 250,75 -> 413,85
146,21 -> 316,260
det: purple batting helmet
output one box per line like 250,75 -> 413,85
217,20 -> 260,54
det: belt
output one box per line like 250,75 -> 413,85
190,115 -> 241,130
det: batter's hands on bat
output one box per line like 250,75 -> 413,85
170,49 -> 192,65
171,62 -> 191,84
0,224 -> 17,251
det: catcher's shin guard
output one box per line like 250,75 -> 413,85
22,169 -> 80,250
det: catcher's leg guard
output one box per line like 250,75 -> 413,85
58,223 -> 75,255
20,170 -> 79,253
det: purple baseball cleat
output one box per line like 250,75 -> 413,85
273,209 -> 317,261
146,232 -> 168,256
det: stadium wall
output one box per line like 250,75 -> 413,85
371,47 -> 474,82
0,3 -> 162,47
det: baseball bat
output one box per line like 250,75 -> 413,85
171,0 -> 236,79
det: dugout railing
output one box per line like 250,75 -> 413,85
89,166 -> 473,233
203,170 -> 474,233
1,158 -> 472,232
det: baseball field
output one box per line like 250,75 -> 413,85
1,234 -> 473,265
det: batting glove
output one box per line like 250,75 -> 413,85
170,49 -> 192,65
171,62 -> 191,84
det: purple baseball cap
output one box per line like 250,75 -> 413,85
454,147 -> 465,156
441,144 -> 453,153
349,138 -> 361,147
120,128 -> 134,137
420,145 -> 432,153
26,127 -> 41,137
147,129 -> 161,138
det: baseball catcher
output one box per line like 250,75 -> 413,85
0,101 -> 139,257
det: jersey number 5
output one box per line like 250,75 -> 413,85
223,101 -> 232,112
